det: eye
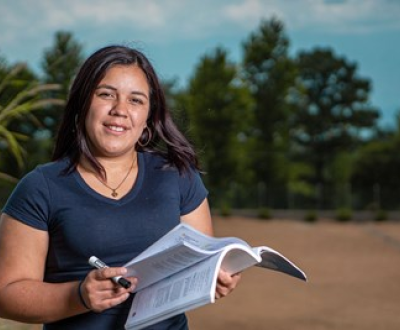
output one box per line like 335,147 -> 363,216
130,97 -> 144,105
98,92 -> 114,98
95,87 -> 116,99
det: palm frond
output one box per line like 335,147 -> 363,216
0,66 -> 64,172
0,172 -> 18,184
0,84 -> 62,122
0,126 -> 26,167
0,63 -> 26,95
0,97 -> 64,123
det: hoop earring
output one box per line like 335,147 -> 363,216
137,127 -> 152,147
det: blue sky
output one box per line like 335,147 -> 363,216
1,0 -> 399,128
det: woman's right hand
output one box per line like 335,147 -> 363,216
79,267 -> 137,313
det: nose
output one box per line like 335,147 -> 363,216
110,98 -> 128,117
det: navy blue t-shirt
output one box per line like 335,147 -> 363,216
2,152 -> 208,330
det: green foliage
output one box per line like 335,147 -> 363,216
373,209 -> 388,222
291,47 -> 379,209
182,47 -> 253,205
41,31 -> 84,139
219,203 -> 232,217
352,112 -> 400,209
42,31 -> 84,92
329,152 -> 354,208
304,210 -> 318,223
161,77 -> 192,138
286,161 -> 315,208
242,17 -> 297,207
335,208 -> 352,222
257,207 -> 271,220
0,62 -> 63,182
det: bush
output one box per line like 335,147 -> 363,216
257,207 -> 271,220
335,208 -> 352,222
374,209 -> 388,222
304,210 -> 318,223
219,203 -> 232,217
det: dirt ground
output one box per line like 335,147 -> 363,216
1,216 -> 400,330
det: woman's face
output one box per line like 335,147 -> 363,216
85,64 -> 150,158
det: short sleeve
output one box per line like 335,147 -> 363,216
178,169 -> 208,215
2,168 -> 51,231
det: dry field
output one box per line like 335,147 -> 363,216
1,216 -> 400,330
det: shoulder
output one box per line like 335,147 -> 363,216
1,161 -> 70,230
141,151 -> 169,169
5,162 -> 60,195
140,151 -> 204,187
7,159 -> 71,201
34,158 -> 70,177
141,151 -> 199,177
139,152 -> 207,215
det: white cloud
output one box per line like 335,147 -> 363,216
222,0 -> 285,26
222,0 -> 400,34
0,0 -> 176,44
2,0 -> 399,49
19,0 -> 171,30
0,0 -> 231,48
1,0 -> 400,62
51,1 -> 169,29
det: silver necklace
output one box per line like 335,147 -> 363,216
97,159 -> 136,198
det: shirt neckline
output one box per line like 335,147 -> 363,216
72,152 -> 145,205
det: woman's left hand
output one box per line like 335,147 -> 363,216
215,269 -> 242,300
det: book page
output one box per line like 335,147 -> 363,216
126,241 -> 217,292
125,223 -> 306,294
124,223 -> 307,329
125,253 -> 221,330
255,246 -> 307,281
127,223 -> 251,264
124,225 -> 259,292
220,246 -> 261,274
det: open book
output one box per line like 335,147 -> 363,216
124,223 -> 306,330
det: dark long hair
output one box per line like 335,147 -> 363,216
52,45 -> 199,176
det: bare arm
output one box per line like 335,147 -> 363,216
180,198 -> 241,299
0,214 -> 134,323
180,198 -> 213,235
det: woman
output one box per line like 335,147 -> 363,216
0,45 -> 240,329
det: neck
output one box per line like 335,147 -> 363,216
78,153 -> 139,199
100,156 -> 137,173
79,152 -> 138,178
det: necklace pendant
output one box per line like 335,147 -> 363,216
96,158 -> 136,198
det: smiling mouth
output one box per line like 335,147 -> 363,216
107,125 -> 125,132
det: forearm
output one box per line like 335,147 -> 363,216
0,279 -> 87,324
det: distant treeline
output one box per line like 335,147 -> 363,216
1,18 -> 399,211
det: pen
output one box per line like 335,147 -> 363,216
88,256 -> 131,289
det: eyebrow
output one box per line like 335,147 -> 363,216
96,84 -> 149,99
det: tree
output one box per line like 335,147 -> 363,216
352,112 -> 400,209
242,17 -> 297,207
292,47 -> 379,209
0,55 -> 38,181
41,30 -> 84,138
0,62 -> 63,183
183,47 -> 253,207
161,77 -> 191,135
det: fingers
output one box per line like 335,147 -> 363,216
93,266 -> 127,283
215,270 -> 242,300
81,267 -> 137,313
